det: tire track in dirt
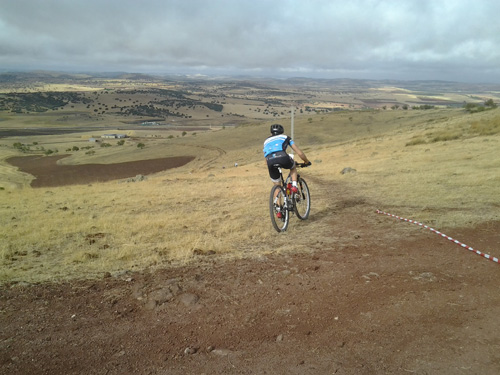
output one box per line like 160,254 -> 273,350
303,172 -> 421,253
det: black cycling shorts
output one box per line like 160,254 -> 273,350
266,151 -> 295,181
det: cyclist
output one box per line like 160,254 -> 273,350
263,123 -> 311,194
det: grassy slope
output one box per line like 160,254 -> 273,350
1,108 -> 499,283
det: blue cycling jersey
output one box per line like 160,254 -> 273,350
263,135 -> 294,157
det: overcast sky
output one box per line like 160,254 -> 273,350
1,0 -> 499,83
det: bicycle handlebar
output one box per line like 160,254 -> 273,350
296,162 -> 312,168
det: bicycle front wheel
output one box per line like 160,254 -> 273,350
293,177 -> 311,220
269,185 -> 289,232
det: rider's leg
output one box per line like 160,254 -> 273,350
268,163 -> 282,202
290,167 -> 298,184
273,181 -> 281,201
289,167 -> 299,193
273,181 -> 284,218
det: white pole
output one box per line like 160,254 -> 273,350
290,106 -> 293,157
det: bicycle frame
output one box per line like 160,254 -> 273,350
277,165 -> 306,212
269,162 -> 310,232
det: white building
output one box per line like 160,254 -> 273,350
102,134 -> 128,139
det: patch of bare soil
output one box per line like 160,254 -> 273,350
1,180 -> 500,374
6,155 -> 195,187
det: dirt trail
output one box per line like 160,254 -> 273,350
1,177 -> 500,374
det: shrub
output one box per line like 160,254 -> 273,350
464,103 -> 485,113
137,143 -> 145,149
13,142 -> 23,149
463,100 -> 496,114
484,99 -> 497,108
412,105 -> 435,110
430,131 -> 462,143
406,137 -> 427,146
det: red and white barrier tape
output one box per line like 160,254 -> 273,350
376,209 -> 499,266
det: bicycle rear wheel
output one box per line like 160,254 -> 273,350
293,177 -> 311,220
269,185 -> 289,232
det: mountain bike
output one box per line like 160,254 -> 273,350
269,162 -> 311,232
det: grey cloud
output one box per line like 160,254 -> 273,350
1,0 -> 499,82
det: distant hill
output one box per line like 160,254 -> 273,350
0,71 -> 159,84
1,70 -> 500,93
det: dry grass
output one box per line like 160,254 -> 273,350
315,109 -> 500,228
1,107 -> 499,283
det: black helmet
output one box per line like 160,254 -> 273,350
270,124 -> 284,135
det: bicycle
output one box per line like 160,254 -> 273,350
269,162 -> 311,232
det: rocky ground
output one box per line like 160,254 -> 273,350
2,188 -> 500,374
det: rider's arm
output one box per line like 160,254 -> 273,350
291,143 -> 310,164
